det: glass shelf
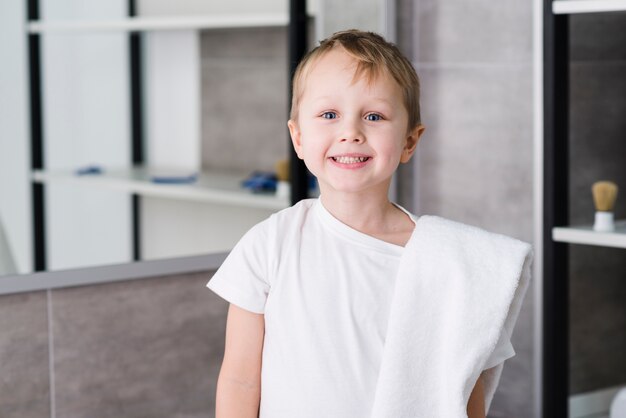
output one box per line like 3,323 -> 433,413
552,220 -> 626,248
553,0 -> 626,14
27,14 -> 288,33
32,166 -> 290,211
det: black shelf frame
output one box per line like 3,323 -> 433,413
27,0 -> 46,271
289,0 -> 309,205
26,0 -> 309,271
543,1 -> 570,416
128,0 -> 143,262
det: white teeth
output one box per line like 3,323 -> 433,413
334,156 -> 368,164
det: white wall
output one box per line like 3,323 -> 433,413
41,0 -> 132,270
0,0 -> 32,274
144,31 -> 200,170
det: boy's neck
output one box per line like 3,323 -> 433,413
318,189 -> 415,246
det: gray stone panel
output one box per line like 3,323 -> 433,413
413,0 -> 532,64
51,271 -> 226,418
0,291 -> 50,418
200,27 -> 290,175
570,13 -> 626,62
319,0 -> 382,39
415,65 -> 534,242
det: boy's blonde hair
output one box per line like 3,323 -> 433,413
290,29 -> 422,132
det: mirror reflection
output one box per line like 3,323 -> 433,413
0,0 -> 389,278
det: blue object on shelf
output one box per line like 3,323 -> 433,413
75,165 -> 104,175
242,171 -> 278,193
150,173 -> 198,184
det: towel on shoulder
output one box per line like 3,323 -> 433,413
371,215 -> 533,418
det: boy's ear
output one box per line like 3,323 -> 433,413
287,119 -> 303,159
400,124 -> 425,164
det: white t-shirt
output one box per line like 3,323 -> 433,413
207,198 -> 515,417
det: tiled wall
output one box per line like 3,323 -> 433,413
200,27 -> 290,175
407,1 -> 535,417
568,12 -> 626,394
0,291 -> 49,417
0,271 -> 226,418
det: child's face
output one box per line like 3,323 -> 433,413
288,48 -> 423,199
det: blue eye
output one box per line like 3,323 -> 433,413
321,112 -> 337,119
366,113 -> 382,121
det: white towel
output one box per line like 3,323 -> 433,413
370,215 -> 533,418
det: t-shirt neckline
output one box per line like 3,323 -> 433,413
314,198 -> 418,256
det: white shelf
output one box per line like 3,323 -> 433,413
552,219 -> 626,248
27,14 -> 288,33
553,0 -> 626,14
32,167 -> 290,211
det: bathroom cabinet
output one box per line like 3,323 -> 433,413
543,0 -> 626,416
25,0 -> 306,271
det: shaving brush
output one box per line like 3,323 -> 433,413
592,181 -> 618,232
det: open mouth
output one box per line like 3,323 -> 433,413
330,156 -> 371,164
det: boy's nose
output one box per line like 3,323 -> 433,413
339,136 -> 364,143
338,120 -> 365,143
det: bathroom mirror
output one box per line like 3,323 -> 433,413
0,0 -> 392,283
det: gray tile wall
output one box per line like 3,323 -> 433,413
0,271 -> 225,418
0,291 -> 50,418
406,1 -> 535,416
568,13 -> 626,394
200,27 -> 290,175
318,0 -> 382,38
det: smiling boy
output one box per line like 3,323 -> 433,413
207,30 -> 514,418
287,40 -> 423,247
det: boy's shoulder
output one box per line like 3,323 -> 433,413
237,198 -> 318,258
270,197 -> 318,224
251,198 -> 318,236
231,199 -> 318,256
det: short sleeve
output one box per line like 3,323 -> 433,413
206,220 -> 271,314
483,327 -> 516,370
